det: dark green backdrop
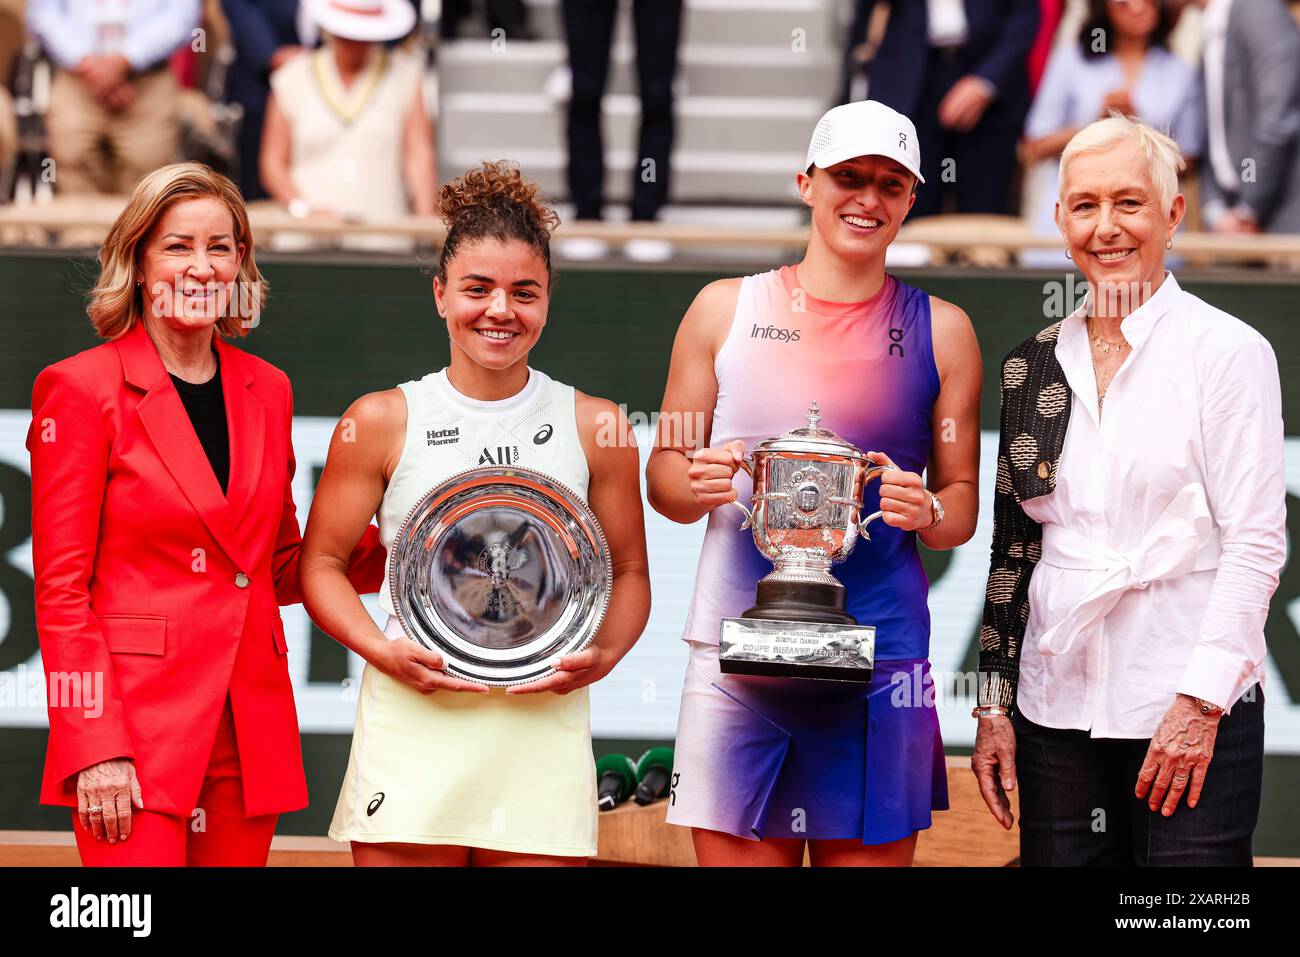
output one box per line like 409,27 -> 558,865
1,250 -> 1296,854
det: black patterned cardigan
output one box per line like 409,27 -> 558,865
978,320 -> 1074,709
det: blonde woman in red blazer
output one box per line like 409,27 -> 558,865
26,162 -> 384,866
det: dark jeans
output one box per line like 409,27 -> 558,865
909,47 -> 1021,218
561,0 -> 683,221
1014,685 -> 1265,866
236,104 -> 267,202
441,0 -> 529,36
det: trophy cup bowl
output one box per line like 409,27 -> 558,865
718,401 -> 893,681
389,466 -> 612,686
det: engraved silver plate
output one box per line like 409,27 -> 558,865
389,466 -> 612,686
720,618 -> 876,682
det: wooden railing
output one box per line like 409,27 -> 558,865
4,200 -> 1300,268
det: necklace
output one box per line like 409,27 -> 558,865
1086,316 -> 1130,355
312,47 -> 388,126
1086,317 -> 1128,410
1090,336 -> 1129,355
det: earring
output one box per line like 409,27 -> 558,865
1165,238 -> 1173,250
1065,249 -> 1072,260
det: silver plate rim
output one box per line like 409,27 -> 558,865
388,465 -> 613,687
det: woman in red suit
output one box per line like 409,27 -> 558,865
26,162 -> 385,866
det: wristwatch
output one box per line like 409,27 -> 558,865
923,490 -> 944,531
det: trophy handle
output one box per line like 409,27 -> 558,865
857,509 -> 886,541
729,454 -> 756,529
728,500 -> 755,530
858,462 -> 897,541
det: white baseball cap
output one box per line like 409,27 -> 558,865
804,101 -> 925,184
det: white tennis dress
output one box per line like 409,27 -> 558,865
328,367 -> 599,856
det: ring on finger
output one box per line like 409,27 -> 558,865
88,805 -> 104,814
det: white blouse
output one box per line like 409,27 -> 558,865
1016,273 -> 1286,738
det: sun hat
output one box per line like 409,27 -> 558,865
307,0 -> 417,43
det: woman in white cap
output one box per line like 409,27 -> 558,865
646,100 -> 984,866
259,0 -> 435,249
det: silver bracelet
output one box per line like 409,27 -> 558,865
923,490 -> 944,531
972,705 -> 1011,719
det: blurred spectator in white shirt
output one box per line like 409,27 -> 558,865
27,0 -> 200,195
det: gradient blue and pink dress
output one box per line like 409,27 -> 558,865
665,264 -> 950,845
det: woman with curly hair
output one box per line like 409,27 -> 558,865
300,161 -> 651,866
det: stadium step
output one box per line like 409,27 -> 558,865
436,40 -> 840,100
442,145 -> 805,204
452,0 -> 843,52
436,0 -> 843,206
442,92 -> 823,155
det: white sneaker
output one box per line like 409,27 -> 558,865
623,237 -> 675,263
544,65 -> 572,103
556,236 -> 611,261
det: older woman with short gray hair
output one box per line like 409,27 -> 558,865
971,114 -> 1286,866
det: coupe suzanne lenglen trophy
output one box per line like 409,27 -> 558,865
718,401 -> 893,682
388,466 -> 612,686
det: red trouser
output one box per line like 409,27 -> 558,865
73,696 -> 279,866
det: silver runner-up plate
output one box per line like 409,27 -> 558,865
389,466 -> 612,686
719,618 -> 876,682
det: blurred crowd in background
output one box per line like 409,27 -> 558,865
0,0 -> 1298,262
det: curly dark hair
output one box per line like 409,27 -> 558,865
436,160 -> 560,283
1079,0 -> 1173,61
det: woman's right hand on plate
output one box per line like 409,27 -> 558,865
375,637 -> 490,695
687,440 -> 746,512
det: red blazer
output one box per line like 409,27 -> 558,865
27,322 -> 384,817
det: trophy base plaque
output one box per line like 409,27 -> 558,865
719,618 -> 876,682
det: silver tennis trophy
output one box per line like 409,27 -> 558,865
389,466 -> 612,686
719,402 -> 892,682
